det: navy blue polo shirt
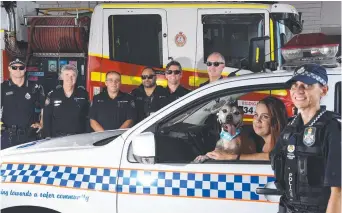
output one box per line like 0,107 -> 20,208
1,79 -> 45,128
89,91 -> 137,130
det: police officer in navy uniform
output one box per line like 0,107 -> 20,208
89,71 -> 137,131
130,67 -> 168,122
43,64 -> 89,138
270,64 -> 341,213
1,58 -> 45,149
199,52 -> 225,87
164,60 -> 190,104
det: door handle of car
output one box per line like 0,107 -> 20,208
256,187 -> 282,195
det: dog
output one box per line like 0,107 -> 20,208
194,100 -> 244,163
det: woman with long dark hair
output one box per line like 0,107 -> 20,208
207,96 -> 288,161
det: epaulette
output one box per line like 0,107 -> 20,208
330,112 -> 341,127
77,85 -> 86,90
56,85 -> 62,89
47,90 -> 54,96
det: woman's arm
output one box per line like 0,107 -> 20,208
326,187 -> 341,213
206,151 -> 270,161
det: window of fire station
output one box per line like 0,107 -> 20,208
202,13 -> 264,69
108,15 -> 163,68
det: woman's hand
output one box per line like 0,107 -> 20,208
206,150 -> 238,160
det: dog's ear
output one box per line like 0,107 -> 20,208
238,105 -> 244,115
210,100 -> 226,114
227,98 -> 240,109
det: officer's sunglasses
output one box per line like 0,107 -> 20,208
11,65 -> 25,71
206,62 -> 224,67
165,70 -> 181,75
141,75 -> 155,80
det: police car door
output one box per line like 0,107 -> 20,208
117,74 -> 294,213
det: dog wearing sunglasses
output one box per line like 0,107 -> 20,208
194,100 -> 245,163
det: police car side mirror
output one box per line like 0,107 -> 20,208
132,132 -> 156,164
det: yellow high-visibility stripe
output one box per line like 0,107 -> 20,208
91,72 -> 102,82
189,76 -> 208,87
101,3 -> 269,9
270,18 -> 275,61
0,29 -> 4,32
88,53 -> 242,75
91,72 -> 168,87
88,52 -> 110,59
256,47 -> 260,63
243,118 -> 254,122
255,90 -> 288,96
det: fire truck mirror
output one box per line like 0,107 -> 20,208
249,36 -> 269,73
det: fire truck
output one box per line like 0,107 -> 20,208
1,2 -> 340,119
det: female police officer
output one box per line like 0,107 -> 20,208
271,64 -> 341,213
43,64 -> 89,138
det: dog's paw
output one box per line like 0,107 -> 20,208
193,155 -> 210,163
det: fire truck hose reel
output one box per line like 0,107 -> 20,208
27,17 -> 90,54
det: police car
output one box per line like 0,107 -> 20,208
1,69 -> 341,213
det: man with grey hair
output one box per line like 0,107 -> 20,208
200,52 -> 226,87
43,64 -> 89,138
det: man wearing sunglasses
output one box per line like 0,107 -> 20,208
43,64 -> 89,138
165,60 -> 190,103
1,58 -> 45,149
271,64 -> 341,213
89,71 -> 137,132
131,67 -> 168,122
200,52 -> 225,87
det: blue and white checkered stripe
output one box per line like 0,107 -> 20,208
1,163 -> 117,191
117,170 -> 274,201
1,163 -> 275,201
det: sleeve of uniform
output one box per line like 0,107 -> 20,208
270,133 -> 284,169
1,83 -> 4,123
81,90 -> 90,132
37,84 -> 46,108
324,119 -> 341,187
43,91 -> 54,138
126,95 -> 137,122
89,95 -> 99,120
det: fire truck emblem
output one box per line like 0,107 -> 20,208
175,32 -> 187,47
303,127 -> 316,146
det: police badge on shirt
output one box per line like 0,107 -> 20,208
303,127 -> 316,146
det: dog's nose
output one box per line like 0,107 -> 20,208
227,114 -> 233,121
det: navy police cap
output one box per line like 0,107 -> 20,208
9,58 -> 25,67
286,64 -> 328,86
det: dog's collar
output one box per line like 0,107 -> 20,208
220,128 -> 241,141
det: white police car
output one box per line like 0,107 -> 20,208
1,69 -> 341,213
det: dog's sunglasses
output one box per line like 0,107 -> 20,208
206,62 -> 224,67
165,70 -> 181,75
11,65 -> 25,71
141,75 -> 155,80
